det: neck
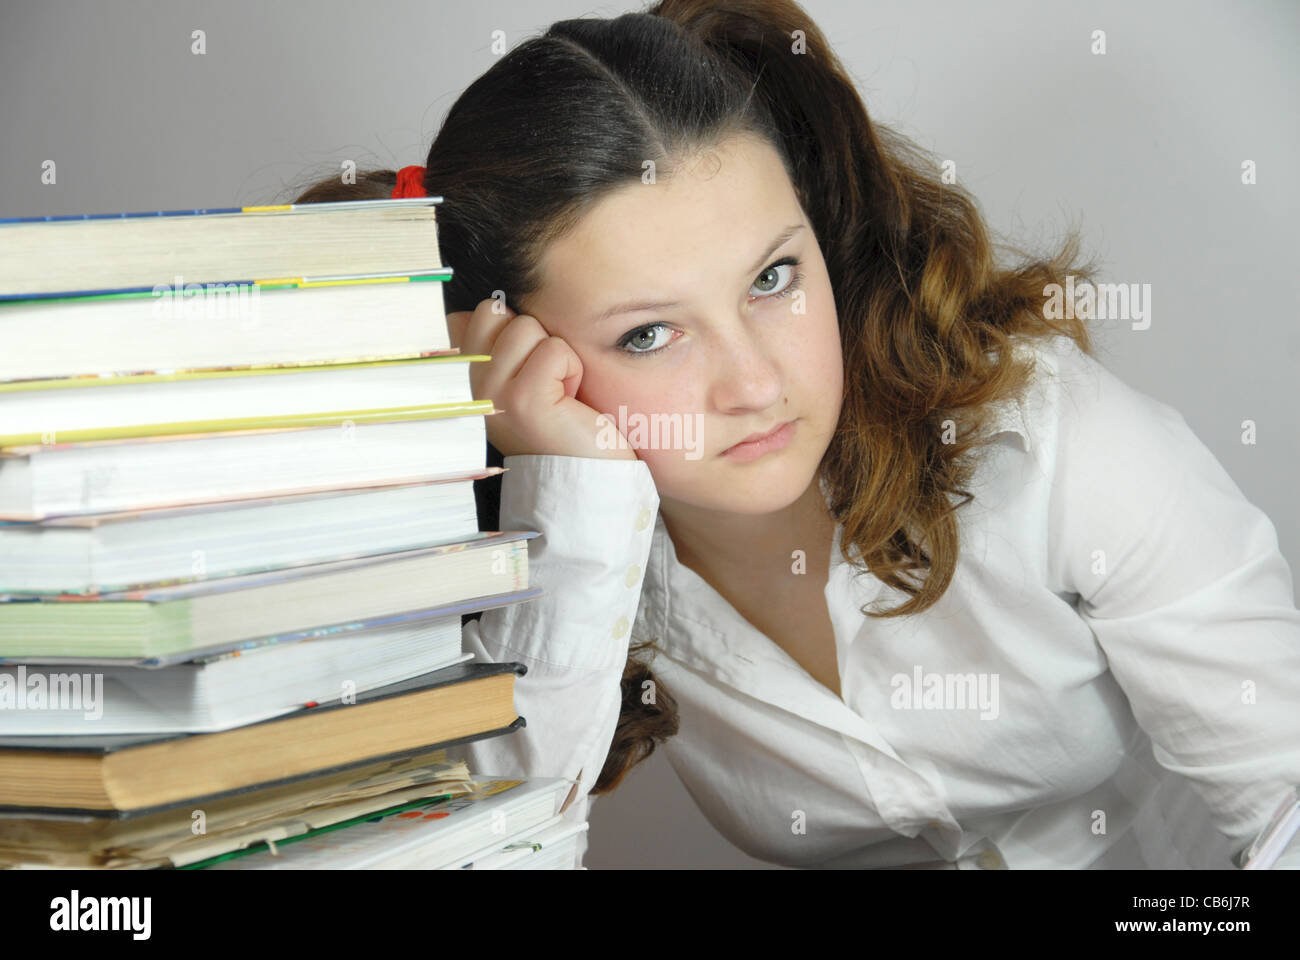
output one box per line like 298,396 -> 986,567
659,473 -> 836,581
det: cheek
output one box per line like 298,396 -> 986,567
569,354 -> 620,412
575,364 -> 708,471
574,361 -> 695,423
803,283 -> 843,395
633,447 -> 699,491
813,323 -> 844,394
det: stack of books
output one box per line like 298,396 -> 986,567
0,198 -> 584,869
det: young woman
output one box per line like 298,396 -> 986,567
294,0 -> 1300,869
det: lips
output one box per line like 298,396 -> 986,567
727,419 -> 794,451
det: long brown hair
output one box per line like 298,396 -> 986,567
289,0 -> 1098,796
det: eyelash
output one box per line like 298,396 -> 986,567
616,256 -> 805,358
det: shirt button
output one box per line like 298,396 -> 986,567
977,850 -> 1002,870
635,506 -> 652,531
612,615 -> 629,639
625,564 -> 641,587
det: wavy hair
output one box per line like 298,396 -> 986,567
290,0 -> 1099,795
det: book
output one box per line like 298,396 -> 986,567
0,191 -> 567,867
450,815 -> 590,870
0,752 -> 476,869
0,198 -> 442,299
0,269 -> 456,383
0,615 -> 471,734
195,775 -> 570,870
0,660 -> 528,813
0,354 -> 489,447
0,475 -> 485,595
0,414 -> 496,520
2,586 -> 542,669
0,531 -> 536,659
1239,785 -> 1300,869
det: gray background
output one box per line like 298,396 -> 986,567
2,0 -> 1295,868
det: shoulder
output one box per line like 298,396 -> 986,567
1010,333 -> 1202,478
1022,336 -> 1271,610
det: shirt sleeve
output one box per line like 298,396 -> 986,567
451,453 -> 659,868
1046,337 -> 1300,868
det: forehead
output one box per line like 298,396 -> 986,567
532,134 -> 804,318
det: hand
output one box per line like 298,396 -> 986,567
446,298 -> 637,461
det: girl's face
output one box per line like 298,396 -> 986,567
519,132 -> 844,518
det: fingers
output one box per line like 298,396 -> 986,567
514,336 -> 584,406
446,299 -> 621,460
446,311 -> 469,351
447,297 -> 514,354
476,313 -> 558,395
448,300 -> 585,438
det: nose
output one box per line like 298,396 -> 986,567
705,315 -> 785,415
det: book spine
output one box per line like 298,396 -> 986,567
0,354 -> 489,394
0,196 -> 443,226
0,400 -> 494,448
0,268 -> 454,305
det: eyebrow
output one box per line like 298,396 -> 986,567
591,222 -> 806,325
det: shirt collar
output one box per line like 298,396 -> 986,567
985,392 -> 1031,452
635,480 -> 964,836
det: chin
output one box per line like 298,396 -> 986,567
654,461 -> 816,516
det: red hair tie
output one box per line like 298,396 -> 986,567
392,165 -> 427,198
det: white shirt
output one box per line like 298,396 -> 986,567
453,334 -> 1300,869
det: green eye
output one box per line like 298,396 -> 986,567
620,324 -> 672,354
753,263 -> 789,293
616,255 -> 805,359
